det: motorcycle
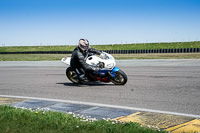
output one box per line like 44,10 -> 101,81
61,52 -> 127,85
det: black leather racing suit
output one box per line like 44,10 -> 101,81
70,46 -> 101,80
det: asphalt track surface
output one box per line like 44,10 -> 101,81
0,59 -> 200,116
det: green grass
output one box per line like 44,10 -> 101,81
112,53 -> 200,60
0,45 -> 76,52
93,41 -> 200,50
0,41 -> 200,61
0,54 -> 70,61
0,41 -> 200,52
0,53 -> 200,61
0,106 -> 166,133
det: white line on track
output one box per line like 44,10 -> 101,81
1,94 -> 200,118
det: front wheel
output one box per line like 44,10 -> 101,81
66,67 -> 80,84
109,69 -> 127,85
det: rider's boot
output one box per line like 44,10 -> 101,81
75,68 -> 86,84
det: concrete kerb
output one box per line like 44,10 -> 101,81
0,96 -> 200,133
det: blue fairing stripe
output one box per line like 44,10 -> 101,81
98,70 -> 109,76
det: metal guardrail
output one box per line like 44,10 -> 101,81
104,48 -> 200,54
0,48 -> 199,54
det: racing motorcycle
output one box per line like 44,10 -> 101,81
61,52 -> 127,85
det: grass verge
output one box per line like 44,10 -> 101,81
0,53 -> 200,61
0,106 -> 166,133
112,53 -> 200,60
0,54 -> 70,61
0,41 -> 200,52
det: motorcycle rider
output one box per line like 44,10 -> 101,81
70,38 -> 102,82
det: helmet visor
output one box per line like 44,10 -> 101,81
80,44 -> 89,50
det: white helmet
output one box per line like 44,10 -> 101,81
78,39 -> 89,52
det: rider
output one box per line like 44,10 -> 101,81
70,38 -> 102,82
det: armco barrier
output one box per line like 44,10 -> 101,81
0,48 -> 199,54
104,48 -> 200,54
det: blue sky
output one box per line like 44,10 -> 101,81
0,0 -> 200,46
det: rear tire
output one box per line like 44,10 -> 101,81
109,69 -> 127,85
66,67 -> 80,84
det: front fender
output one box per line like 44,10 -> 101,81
110,67 -> 119,77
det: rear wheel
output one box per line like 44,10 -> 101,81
66,67 -> 80,84
109,69 -> 127,85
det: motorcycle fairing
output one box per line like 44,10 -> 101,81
98,69 -> 109,76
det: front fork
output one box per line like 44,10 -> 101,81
108,67 -> 119,78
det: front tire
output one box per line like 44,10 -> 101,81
109,69 -> 127,85
66,67 -> 80,84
